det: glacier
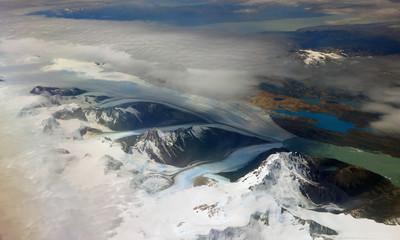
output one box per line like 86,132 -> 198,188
0,81 -> 399,240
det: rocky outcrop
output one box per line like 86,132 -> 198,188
53,107 -> 87,121
102,155 -> 124,174
118,126 -> 267,167
78,126 -> 102,137
42,118 -> 60,134
30,86 -> 87,96
196,210 -> 337,240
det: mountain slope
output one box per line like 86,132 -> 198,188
118,126 -> 268,167
239,151 -> 400,224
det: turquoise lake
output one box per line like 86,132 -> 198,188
273,109 -> 365,133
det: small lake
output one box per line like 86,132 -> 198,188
273,109 -> 365,133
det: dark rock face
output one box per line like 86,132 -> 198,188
286,153 -> 395,207
78,126 -> 102,137
282,208 -> 338,237
197,210 -> 337,240
30,86 -> 87,96
53,107 -> 87,121
196,227 -> 244,240
84,102 -> 206,131
118,126 -> 268,167
103,155 -> 124,173
308,220 -> 338,237
42,118 -> 60,134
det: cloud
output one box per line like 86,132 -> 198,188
363,103 -> 400,134
1,0 -> 399,131
294,54 -> 400,134
362,86 -> 400,134
0,10 -> 293,98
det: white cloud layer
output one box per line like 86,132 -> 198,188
0,9 -> 294,98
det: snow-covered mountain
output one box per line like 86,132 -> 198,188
118,126 -> 268,167
297,49 -> 346,67
84,101 -> 205,131
239,151 -> 400,224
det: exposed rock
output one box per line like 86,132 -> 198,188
79,126 -> 102,137
30,86 -> 87,96
193,202 -> 221,218
118,126 -> 267,167
193,176 -> 217,187
308,220 -> 337,238
42,118 -> 60,134
53,107 -> 87,121
102,155 -> 123,173
196,210 -> 336,240
251,212 -> 269,226
243,151 -> 400,224
281,208 -> 338,237
196,227 -> 244,240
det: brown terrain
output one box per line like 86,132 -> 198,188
248,90 -> 400,158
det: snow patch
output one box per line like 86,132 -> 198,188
298,49 -> 345,67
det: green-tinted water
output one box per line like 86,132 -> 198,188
284,137 -> 400,186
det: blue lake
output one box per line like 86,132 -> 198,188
273,109 -> 365,133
